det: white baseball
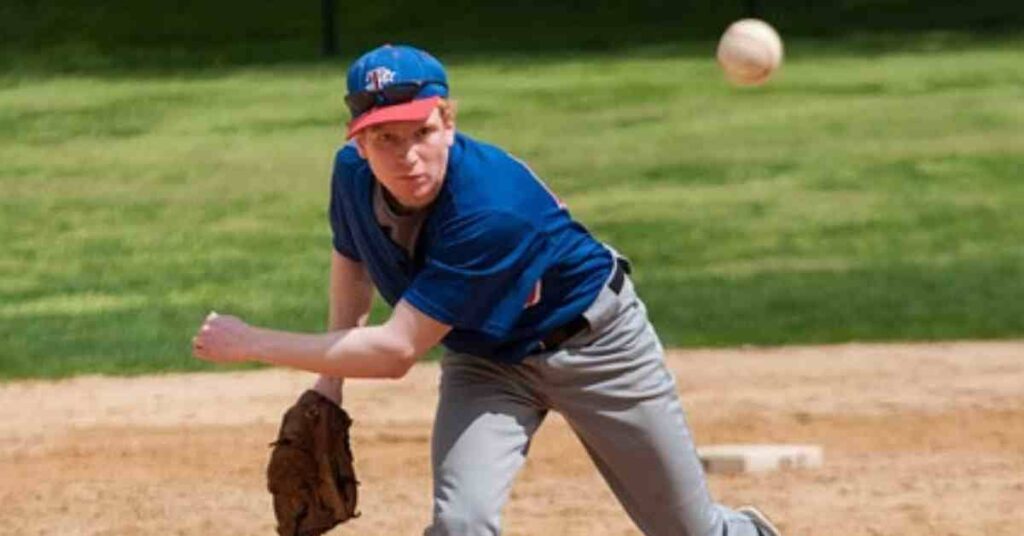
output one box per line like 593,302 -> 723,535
716,19 -> 784,86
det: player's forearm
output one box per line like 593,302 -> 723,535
249,325 -> 416,379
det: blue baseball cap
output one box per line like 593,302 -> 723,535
345,44 -> 450,138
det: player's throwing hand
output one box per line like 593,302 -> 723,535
192,311 -> 253,363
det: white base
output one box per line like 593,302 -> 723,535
698,443 -> 824,474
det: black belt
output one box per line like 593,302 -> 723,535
535,257 -> 631,353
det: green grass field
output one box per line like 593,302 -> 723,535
2,35 -> 1023,378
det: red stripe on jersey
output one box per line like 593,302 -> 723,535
524,280 -> 542,308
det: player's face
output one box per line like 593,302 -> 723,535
356,108 -> 455,210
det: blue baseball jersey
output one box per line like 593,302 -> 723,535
328,132 -> 613,362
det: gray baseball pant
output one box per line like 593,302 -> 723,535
424,274 -> 765,536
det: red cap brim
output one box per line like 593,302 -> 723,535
346,96 -> 443,138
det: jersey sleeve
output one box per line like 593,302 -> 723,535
327,155 -> 363,262
403,210 -> 550,337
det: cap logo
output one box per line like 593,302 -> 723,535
365,67 -> 396,91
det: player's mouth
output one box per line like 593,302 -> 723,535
401,173 -> 429,183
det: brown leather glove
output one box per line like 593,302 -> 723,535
267,390 -> 359,536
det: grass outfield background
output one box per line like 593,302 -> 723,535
2,32 -> 1024,378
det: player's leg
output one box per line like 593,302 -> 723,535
424,352 -> 548,536
563,386 -> 764,536
536,279 -> 770,536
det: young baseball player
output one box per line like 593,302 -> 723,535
193,44 -> 780,536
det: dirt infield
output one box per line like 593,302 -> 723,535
1,341 -> 1022,535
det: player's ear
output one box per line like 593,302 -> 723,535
440,99 -> 457,147
444,122 -> 455,147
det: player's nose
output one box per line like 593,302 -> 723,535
401,144 -> 419,166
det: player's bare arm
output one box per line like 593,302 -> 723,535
192,299 -> 449,378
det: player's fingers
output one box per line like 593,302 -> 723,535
192,333 -> 217,360
194,345 -> 216,361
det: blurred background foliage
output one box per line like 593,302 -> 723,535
3,1 -> 1024,72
